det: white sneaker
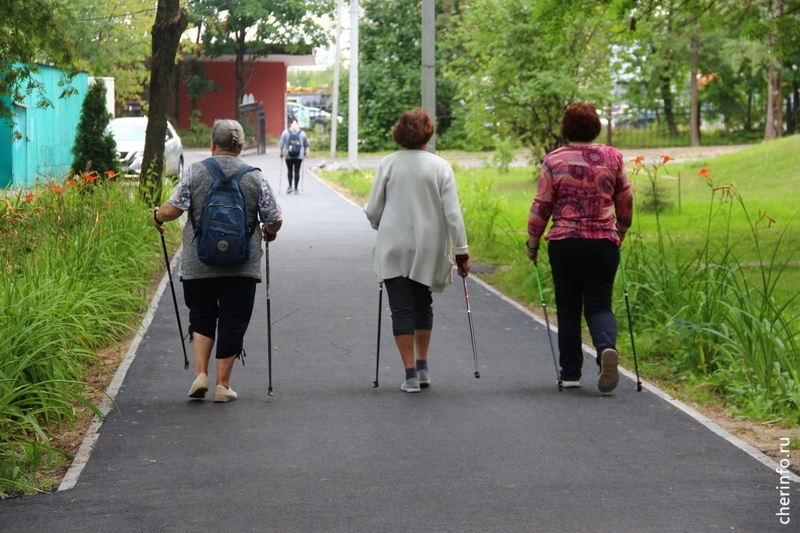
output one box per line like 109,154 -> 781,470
188,373 -> 208,399
417,369 -> 430,388
561,380 -> 581,388
214,385 -> 238,402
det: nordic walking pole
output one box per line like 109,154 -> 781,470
266,241 -> 274,396
533,259 -> 562,391
278,156 -> 283,194
159,229 -> 189,369
373,282 -> 382,388
619,251 -> 642,392
461,275 -> 481,379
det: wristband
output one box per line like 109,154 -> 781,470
154,212 -> 163,225
525,243 -> 539,253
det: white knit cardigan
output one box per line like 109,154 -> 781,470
364,149 -> 468,293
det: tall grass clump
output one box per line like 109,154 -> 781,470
624,159 -> 800,424
0,171 -> 168,495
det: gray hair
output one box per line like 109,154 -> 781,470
212,119 -> 245,153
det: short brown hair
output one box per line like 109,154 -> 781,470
560,102 -> 602,143
392,108 -> 434,149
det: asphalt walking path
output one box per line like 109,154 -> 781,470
1,147 -> 798,532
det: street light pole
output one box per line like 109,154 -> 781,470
330,0 -> 343,158
421,0 -> 435,153
348,0 -> 359,165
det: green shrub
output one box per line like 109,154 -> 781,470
70,78 -> 118,176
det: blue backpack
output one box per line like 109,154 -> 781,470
190,158 -> 259,266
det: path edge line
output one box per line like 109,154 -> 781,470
58,245 -> 184,491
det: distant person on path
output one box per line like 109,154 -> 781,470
153,119 -> 283,402
279,120 -> 310,194
364,108 -> 470,393
526,102 -> 633,393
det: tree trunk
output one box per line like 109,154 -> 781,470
660,76 -> 679,137
764,0 -> 785,141
235,32 -> 246,123
689,37 -> 700,147
140,0 -> 188,206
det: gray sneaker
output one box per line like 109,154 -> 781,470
417,369 -> 430,388
401,378 -> 421,393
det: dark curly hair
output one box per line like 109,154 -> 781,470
560,102 -> 602,143
393,108 -> 434,149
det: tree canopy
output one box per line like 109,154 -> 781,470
189,0 -> 335,120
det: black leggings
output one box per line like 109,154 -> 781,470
383,277 -> 434,336
183,277 -> 258,359
548,238 -> 619,381
285,158 -> 302,189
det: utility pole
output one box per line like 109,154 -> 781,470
421,0 -> 435,153
330,0 -> 343,158
348,0 -> 359,164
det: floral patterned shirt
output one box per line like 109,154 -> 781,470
528,144 -> 633,246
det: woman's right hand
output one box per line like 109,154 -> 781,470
456,254 -> 470,278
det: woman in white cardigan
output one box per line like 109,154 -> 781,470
364,108 -> 470,393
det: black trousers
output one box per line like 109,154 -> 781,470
548,238 -> 619,381
285,158 -> 302,189
383,277 -> 434,336
182,276 -> 258,359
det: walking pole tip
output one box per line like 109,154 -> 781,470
373,380 -> 379,388
557,380 -> 563,392
474,371 -> 481,379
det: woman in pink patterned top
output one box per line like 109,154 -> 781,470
525,102 -> 633,393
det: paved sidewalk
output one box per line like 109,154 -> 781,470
1,147 -> 797,532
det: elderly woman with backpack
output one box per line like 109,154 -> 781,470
279,120 -> 310,194
153,119 -> 283,402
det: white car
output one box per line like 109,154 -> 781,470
109,117 -> 184,177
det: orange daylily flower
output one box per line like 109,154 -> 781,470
631,155 -> 645,165
759,210 -> 777,228
104,170 -> 119,180
661,155 -> 673,164
66,179 -> 76,186
25,193 -> 35,203
84,173 -> 98,183
698,168 -> 711,178
50,184 -> 64,193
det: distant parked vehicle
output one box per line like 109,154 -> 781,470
286,103 -> 311,129
109,117 -> 184,177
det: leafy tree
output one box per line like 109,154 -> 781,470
71,78 -> 119,175
190,0 -> 335,122
1,0 -> 76,126
65,0 -> 156,114
444,0 -> 613,159
341,0 -> 459,152
183,58 -> 221,113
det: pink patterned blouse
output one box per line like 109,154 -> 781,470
527,144 -> 633,246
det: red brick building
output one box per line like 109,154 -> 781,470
172,53 -> 314,140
